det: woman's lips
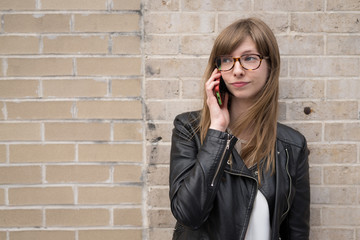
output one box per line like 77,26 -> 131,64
231,82 -> 249,88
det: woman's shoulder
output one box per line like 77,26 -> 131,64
174,110 -> 201,127
276,122 -> 307,149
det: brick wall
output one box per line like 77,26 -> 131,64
0,0 -> 359,239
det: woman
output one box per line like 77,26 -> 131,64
169,18 -> 310,240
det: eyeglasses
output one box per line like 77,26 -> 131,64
215,54 -> 269,71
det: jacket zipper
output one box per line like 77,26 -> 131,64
211,134 -> 232,187
281,148 -> 292,220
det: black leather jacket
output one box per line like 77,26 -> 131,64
169,111 -> 310,240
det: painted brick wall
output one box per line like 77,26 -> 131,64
0,0 -> 359,239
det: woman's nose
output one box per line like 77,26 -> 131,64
232,60 -> 245,76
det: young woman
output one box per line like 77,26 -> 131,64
169,18 -> 310,240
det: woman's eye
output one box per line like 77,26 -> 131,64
243,55 -> 259,62
222,58 -> 233,63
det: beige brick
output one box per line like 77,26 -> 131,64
10,144 -> 75,163
147,144 -> 171,164
78,144 -> 142,162
254,0 -> 323,11
308,144 -> 357,164
310,207 -> 321,226
180,35 -> 215,55
277,35 -> 324,55
4,14 -> 70,33
0,0 -> 35,10
113,0 -> 141,10
324,166 -> 360,185
0,189 -> 5,205
148,187 -> 170,208
77,100 -> 142,119
79,230 -> 142,240
327,35 -> 360,55
0,231 -> 5,240
283,122 -> 322,142
77,57 -> 141,76
0,166 -> 41,184
74,14 -> 140,32
311,186 -> 357,205
46,209 -> 110,227
113,123 -> 142,141
0,80 -> 39,98
112,36 -> 141,54
43,35 -> 109,54
45,122 -> 110,141
144,0 -> 179,11
9,187 -> 74,205
310,228 -> 355,240
78,186 -> 142,204
148,209 -> 176,228
7,101 -> 73,120
10,231 -> 75,240
182,0 -> 251,11
145,35 -> 179,55
149,228 -> 173,240
181,79 -> 202,100
146,122 -> 172,143
0,123 -> 41,141
0,145 -> 6,163
279,79 -> 324,99
111,79 -> 141,97
146,80 -> 179,99
147,165 -> 169,186
113,164 -> 142,183
322,207 -> 360,226
114,208 -> 142,226
46,165 -> 109,183
309,166 -> 322,185
291,13 -> 360,33
43,79 -> 108,98
6,58 -> 73,77
327,79 -> 360,99
0,209 -> 42,227
325,122 -> 360,141
41,0 -> 107,10
0,36 -> 39,54
327,0 -> 360,11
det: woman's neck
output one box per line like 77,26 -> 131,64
229,97 -> 255,140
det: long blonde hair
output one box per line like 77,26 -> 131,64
199,18 -> 280,175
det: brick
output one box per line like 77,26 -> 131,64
114,208 -> 142,226
10,144 -> 75,163
283,122 -> 322,142
149,228 -> 173,240
113,123 -> 142,141
309,166 -> 322,185
145,35 -> 179,55
286,101 -> 358,120
9,187 -> 74,205
322,207 -> 360,226
0,123 -> 41,141
41,0 -> 107,10
79,230 -> 142,240
6,58 -> 73,77
113,0 -> 141,10
277,35 -> 324,55
46,165 -> 109,183
327,35 -> 360,55
279,79 -> 324,99
77,100 -> 142,119
288,57 -> 359,77
182,0 -> 251,11
113,165 -> 142,183
310,207 -> 321,226
0,209 -> 42,227
0,0 -> 35,10
327,79 -> 360,99
148,209 -> 176,228
148,187 -> 170,208
4,14 -> 70,33
310,186 -> 357,205
310,228 -> 355,240
254,0 -> 323,11
180,35 -> 215,55
0,189 -> 5,205
308,144 -> 357,164
46,209 -> 110,227
291,13 -> 360,33
78,186 -> 142,204
146,122 -> 172,143
0,80 -> 39,98
0,36 -> 39,54
78,144 -> 142,162
74,14 -> 140,32
6,101 -> 73,120
144,0 -> 179,11
181,79 -> 202,100
147,144 -> 171,164
77,57 -> 141,76
324,166 -> 360,185
10,231 -> 75,240
42,79 -> 108,98
327,0 -> 360,11
112,36 -> 141,54
325,122 -> 360,141
45,122 -> 110,141
147,165 -> 169,186
0,166 -> 41,184
43,35 -> 109,54
0,231 -> 5,240
145,80 -> 179,99
0,145 -> 6,163
111,79 -> 141,97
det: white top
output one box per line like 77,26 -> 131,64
244,190 -> 271,240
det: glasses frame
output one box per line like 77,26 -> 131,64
215,54 -> 269,71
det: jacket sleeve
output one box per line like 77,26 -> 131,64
281,138 -> 310,240
169,114 -> 236,229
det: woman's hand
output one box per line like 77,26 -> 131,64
205,68 -> 230,132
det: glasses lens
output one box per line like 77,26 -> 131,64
241,55 -> 261,70
216,56 -> 234,71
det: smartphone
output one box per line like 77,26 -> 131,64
214,77 -> 228,106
